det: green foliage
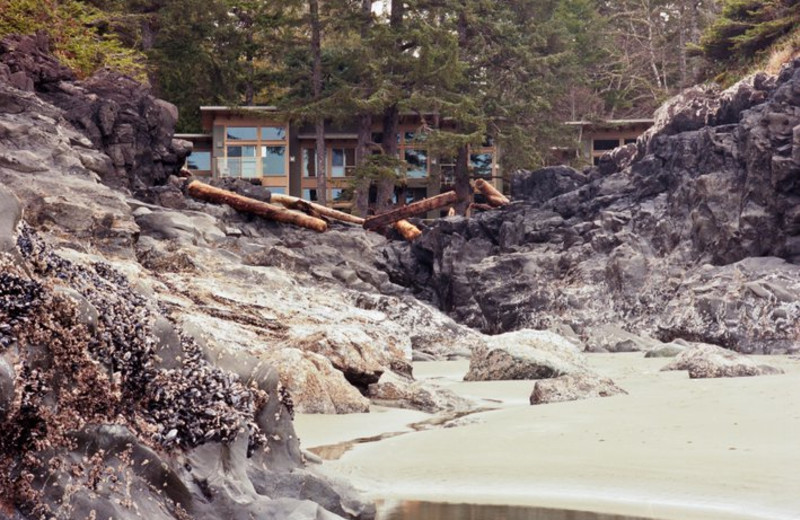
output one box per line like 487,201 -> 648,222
697,0 -> 800,73
0,0 -> 146,79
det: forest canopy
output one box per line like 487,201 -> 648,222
2,1 -> 800,168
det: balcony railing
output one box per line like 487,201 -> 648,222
215,157 -> 259,179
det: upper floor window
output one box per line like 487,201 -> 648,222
227,127 -> 258,140
186,150 -> 210,170
593,139 -> 619,151
470,152 -> 493,178
332,148 -> 356,177
262,146 -> 286,176
262,126 -> 286,141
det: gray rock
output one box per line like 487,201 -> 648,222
464,330 -> 585,381
0,184 -> 21,254
530,373 -> 627,404
644,343 -> 687,358
378,59 -> 800,356
660,343 -> 785,378
368,370 -> 473,413
0,355 -> 14,421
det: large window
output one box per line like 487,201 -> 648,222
223,125 -> 287,180
226,145 -> 257,178
303,148 -> 321,177
227,127 -> 258,140
187,150 -> 210,171
331,148 -> 355,177
261,126 -> 286,140
262,146 -> 285,176
400,131 -> 428,178
593,139 -> 620,151
405,149 -> 428,178
470,152 -> 493,178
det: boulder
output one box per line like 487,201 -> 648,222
530,373 -> 627,405
644,343 -> 687,358
368,370 -> 473,413
464,330 -> 585,381
583,324 -> 660,353
660,343 -> 784,378
261,349 -> 370,415
285,324 -> 410,390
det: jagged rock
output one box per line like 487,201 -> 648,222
0,33 -> 187,195
660,343 -> 785,379
368,370 -> 473,413
464,330 -> 585,381
379,59 -> 800,354
530,373 -> 627,405
134,207 -> 226,246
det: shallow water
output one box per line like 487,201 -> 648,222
377,501 -> 659,520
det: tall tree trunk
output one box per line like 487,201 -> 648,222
355,113 -> 372,216
310,0 -> 327,206
353,0 -> 374,216
453,5 -> 472,215
377,104 -> 399,213
454,144 -> 471,215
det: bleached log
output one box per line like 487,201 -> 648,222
474,178 -> 510,207
187,181 -> 327,232
394,220 -> 422,241
363,191 -> 458,231
270,193 -> 365,225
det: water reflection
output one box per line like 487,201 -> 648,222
377,501 -> 658,520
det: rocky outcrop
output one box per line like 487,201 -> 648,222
0,33 -> 187,195
463,330 -> 586,381
661,343 -> 784,378
379,61 -> 800,355
530,374 -> 627,405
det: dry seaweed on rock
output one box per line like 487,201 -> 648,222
0,226 -> 275,517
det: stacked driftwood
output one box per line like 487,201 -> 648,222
187,179 -> 510,242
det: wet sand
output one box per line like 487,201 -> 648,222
294,354 -> 800,520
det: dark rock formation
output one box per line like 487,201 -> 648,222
0,33 -> 187,195
379,61 -> 800,354
660,343 -> 784,378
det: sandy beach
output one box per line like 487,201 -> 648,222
294,354 -> 800,520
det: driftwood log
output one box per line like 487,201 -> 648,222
187,181 -> 327,232
363,191 -> 458,231
394,219 -> 422,241
270,193 -> 365,225
474,179 -> 510,207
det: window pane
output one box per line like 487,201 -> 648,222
269,187 -> 286,195
262,146 -> 286,176
227,127 -> 258,140
227,145 -> 256,158
332,148 -> 345,177
302,189 -> 318,201
262,126 -> 286,140
470,153 -> 493,178
405,149 -> 428,178
303,148 -> 316,177
187,151 -> 210,170
593,139 -> 619,151
331,188 -> 347,202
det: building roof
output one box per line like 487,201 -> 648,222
564,118 -> 654,127
199,106 -> 278,112
174,133 -> 212,139
297,132 -> 359,140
